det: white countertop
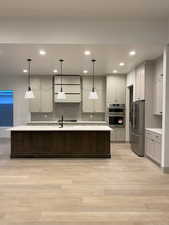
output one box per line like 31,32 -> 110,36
10,125 -> 112,131
27,120 -> 107,125
146,128 -> 162,135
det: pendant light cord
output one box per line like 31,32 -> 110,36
27,58 -> 32,90
92,59 -> 96,92
59,59 -> 64,92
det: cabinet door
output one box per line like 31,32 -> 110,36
41,90 -> 53,112
135,65 -> 145,100
107,75 -> 126,104
29,90 -> 41,112
145,135 -> 150,156
154,141 -> 161,164
154,75 -> 163,115
82,90 -> 94,112
116,128 -> 125,141
116,77 -> 126,104
111,128 -> 125,142
93,90 -> 105,113
107,76 -> 117,103
30,76 -> 53,113
31,77 -> 41,91
40,76 -> 53,112
41,76 -> 52,91
157,76 -> 163,115
145,132 -> 162,165
135,69 -> 140,100
139,67 -> 145,100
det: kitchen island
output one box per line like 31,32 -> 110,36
10,126 -> 111,158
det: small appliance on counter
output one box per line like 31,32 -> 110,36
108,104 -> 125,128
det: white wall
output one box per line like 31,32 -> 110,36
0,19 -> 168,44
0,75 -> 30,137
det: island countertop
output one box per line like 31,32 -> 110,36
10,125 -> 112,131
27,120 -> 107,125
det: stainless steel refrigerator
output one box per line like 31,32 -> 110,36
131,100 -> 145,157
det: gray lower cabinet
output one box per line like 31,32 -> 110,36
145,130 -> 161,165
111,128 -> 126,142
30,76 -> 53,113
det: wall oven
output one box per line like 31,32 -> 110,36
108,104 -> 125,127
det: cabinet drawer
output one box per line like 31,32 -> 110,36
151,133 -> 161,143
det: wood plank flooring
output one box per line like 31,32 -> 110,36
0,139 -> 169,225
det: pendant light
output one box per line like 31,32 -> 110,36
25,58 -> 34,99
89,59 -> 98,99
57,59 -> 66,100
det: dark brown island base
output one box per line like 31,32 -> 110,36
10,126 -> 112,158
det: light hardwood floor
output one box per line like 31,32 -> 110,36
0,139 -> 169,225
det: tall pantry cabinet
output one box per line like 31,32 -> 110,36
106,74 -> 126,142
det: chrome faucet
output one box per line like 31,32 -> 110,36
58,115 -> 64,128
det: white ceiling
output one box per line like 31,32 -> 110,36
0,0 -> 169,20
0,44 -> 163,76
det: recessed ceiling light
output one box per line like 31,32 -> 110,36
84,50 -> 91,56
83,70 -> 88,74
119,62 -> 125,66
39,50 -> 46,55
53,69 -> 58,74
23,69 -> 28,73
129,50 -> 136,56
113,70 -> 118,74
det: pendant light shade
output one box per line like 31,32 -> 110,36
25,58 -> 34,99
89,89 -> 98,99
57,59 -> 66,100
57,91 -> 66,100
25,87 -> 35,99
88,59 -> 98,100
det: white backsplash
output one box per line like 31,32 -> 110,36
31,103 -> 105,121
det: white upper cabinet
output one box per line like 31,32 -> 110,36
82,76 -> 106,113
107,74 -> 126,104
30,76 -> 53,113
29,90 -> 41,113
135,64 -> 145,101
153,57 -> 163,115
126,70 -> 135,87
31,77 -> 41,90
